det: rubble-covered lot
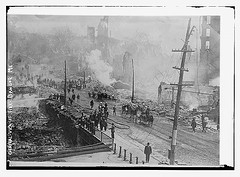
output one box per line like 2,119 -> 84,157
9,105 -> 66,160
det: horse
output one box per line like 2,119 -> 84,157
138,112 -> 154,127
122,104 -> 139,122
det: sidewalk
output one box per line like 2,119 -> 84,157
52,127 -> 169,166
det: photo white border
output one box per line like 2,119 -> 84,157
1,0 -> 239,177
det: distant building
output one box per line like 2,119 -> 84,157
96,16 -> 110,63
87,26 -> 95,44
199,16 -> 220,85
122,51 -> 132,84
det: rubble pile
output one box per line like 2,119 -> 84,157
12,86 -> 37,95
10,106 -> 66,160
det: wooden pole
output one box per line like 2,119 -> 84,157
83,71 -> 85,88
131,59 -> 134,103
170,18 -> 195,165
64,60 -> 67,106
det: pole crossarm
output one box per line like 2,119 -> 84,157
172,66 -> 189,72
170,83 -> 194,87
172,49 -> 195,53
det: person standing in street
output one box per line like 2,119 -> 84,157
144,142 -> 152,163
77,93 -> 80,103
203,116 -> 208,133
191,118 -> 197,133
201,114 -> 205,132
109,123 -> 115,139
72,93 -> 76,102
113,105 -> 116,116
90,100 -> 94,109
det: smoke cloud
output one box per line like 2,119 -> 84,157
209,77 -> 220,86
86,49 -> 116,86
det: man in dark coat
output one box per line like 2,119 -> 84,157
103,118 -> 107,131
72,94 -> 76,101
144,142 -> 152,163
191,118 -> 197,132
109,123 -> 115,139
90,100 -> 94,109
77,94 -> 80,103
113,105 -> 116,116
100,117 -> 104,131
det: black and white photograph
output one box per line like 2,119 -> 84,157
5,6 -> 235,169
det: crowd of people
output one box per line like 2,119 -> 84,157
88,90 -> 116,101
38,77 -> 59,89
88,102 -> 110,131
76,101 -> 116,139
39,77 -> 87,91
48,85 -> 116,131
68,79 -> 86,90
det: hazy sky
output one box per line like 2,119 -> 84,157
8,15 -> 200,52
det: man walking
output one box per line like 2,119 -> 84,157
144,142 -> 152,163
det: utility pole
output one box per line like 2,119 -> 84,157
131,58 -> 134,103
83,71 -> 86,88
64,60 -> 67,106
196,16 -> 201,94
171,86 -> 175,108
169,18 -> 195,165
171,87 -> 175,103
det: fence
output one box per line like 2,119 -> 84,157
95,128 -> 113,147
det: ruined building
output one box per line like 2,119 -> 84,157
96,16 -> 110,63
199,16 -> 220,85
87,26 -> 95,44
122,51 -> 132,84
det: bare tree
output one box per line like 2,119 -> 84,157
49,27 -> 74,56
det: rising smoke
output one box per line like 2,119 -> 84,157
85,49 -> 116,86
209,77 -> 220,86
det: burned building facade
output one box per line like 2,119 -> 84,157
96,16 -> 110,63
87,26 -> 95,44
199,16 -> 220,85
122,51 -> 132,84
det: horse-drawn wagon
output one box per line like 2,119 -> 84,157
121,103 -> 154,126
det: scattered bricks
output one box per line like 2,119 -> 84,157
129,153 -> 132,164
118,146 -> 122,158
